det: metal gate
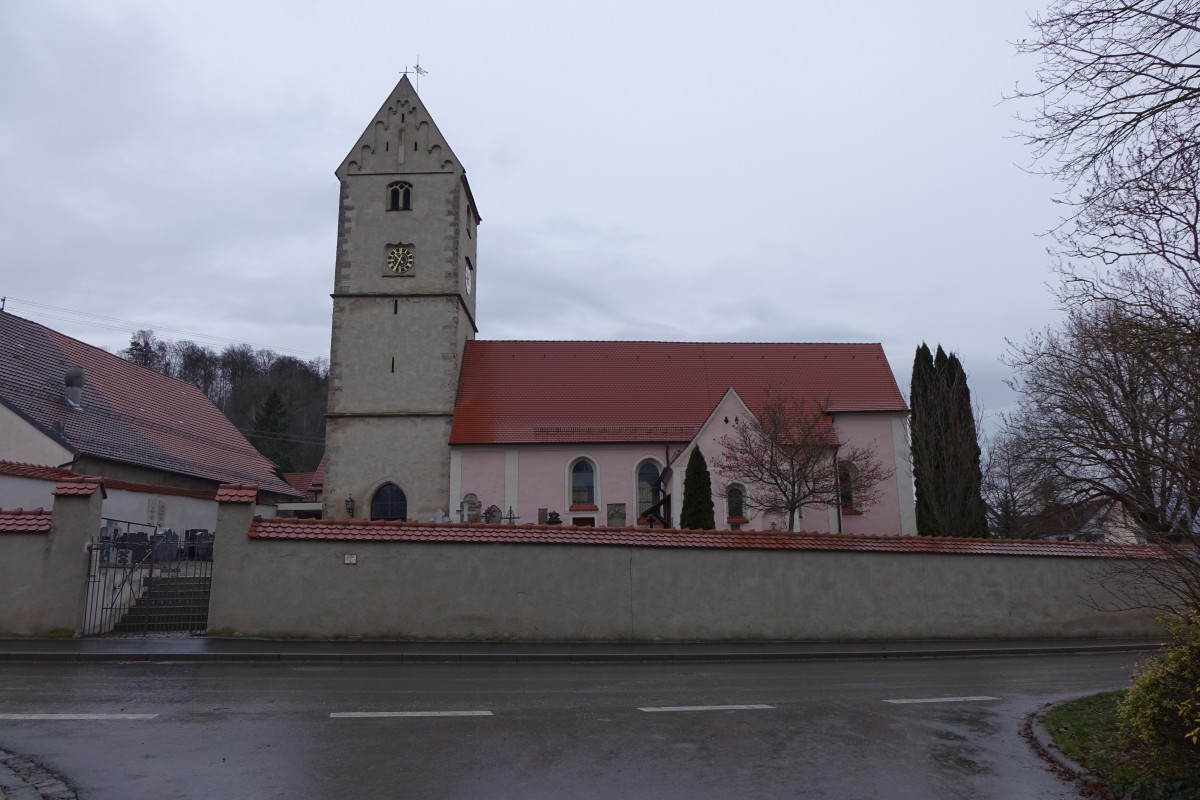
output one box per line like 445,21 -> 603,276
82,519 -> 214,636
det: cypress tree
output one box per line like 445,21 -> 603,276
910,343 -> 936,535
910,343 -> 987,536
945,352 -> 989,535
679,446 -> 716,530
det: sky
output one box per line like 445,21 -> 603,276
0,0 -> 1064,432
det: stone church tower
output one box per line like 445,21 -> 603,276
323,75 -> 481,521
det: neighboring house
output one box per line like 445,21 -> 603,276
321,75 -> 917,534
279,457 -> 325,518
0,459 -> 227,534
0,311 -> 300,526
1017,498 -> 1144,545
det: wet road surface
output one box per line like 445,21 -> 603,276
0,653 -> 1137,799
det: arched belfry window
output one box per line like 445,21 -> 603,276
371,482 -> 408,520
636,460 -> 662,517
387,181 -> 412,211
571,459 -> 596,506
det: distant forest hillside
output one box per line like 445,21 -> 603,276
121,330 -> 327,473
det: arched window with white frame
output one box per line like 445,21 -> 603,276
727,484 -> 746,520
570,458 -> 596,507
636,459 -> 662,520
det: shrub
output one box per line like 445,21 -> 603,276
1119,612 -> 1200,773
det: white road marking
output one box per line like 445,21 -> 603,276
883,696 -> 1000,704
329,710 -> 494,718
0,713 -> 157,720
638,704 -> 775,713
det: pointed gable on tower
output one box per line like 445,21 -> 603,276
338,75 -> 466,178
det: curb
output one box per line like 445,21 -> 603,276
0,641 -> 1161,664
0,751 -> 75,800
1026,705 -> 1109,796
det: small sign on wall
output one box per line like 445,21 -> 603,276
343,553 -> 358,566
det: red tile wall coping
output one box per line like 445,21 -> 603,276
0,460 -> 217,501
0,508 -> 53,533
216,483 -> 260,504
52,477 -> 105,497
247,518 -> 1166,559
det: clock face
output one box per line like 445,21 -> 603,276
386,246 -> 414,274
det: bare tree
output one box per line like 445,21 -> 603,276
1001,302 -> 1200,611
713,394 -> 891,533
1015,1 -> 1200,190
1009,0 -> 1200,615
982,424 -> 1069,537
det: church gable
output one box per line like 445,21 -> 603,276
337,75 -> 463,177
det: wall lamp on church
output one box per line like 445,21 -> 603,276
344,495 -> 356,518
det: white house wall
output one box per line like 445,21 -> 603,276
0,474 -> 56,510
0,404 -> 72,467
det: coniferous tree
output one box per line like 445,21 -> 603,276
910,343 -> 987,536
910,343 -> 937,535
679,446 -> 716,530
250,390 -> 296,472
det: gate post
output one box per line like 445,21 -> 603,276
50,477 -> 106,636
206,483 -> 258,635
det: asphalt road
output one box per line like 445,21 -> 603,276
0,653 -> 1139,799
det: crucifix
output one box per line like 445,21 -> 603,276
400,59 -> 429,93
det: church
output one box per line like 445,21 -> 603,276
322,76 -> 916,536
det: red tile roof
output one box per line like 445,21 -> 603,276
0,461 -> 75,482
248,518 -> 1162,559
282,472 -> 315,495
0,508 -> 52,533
53,477 -> 105,497
216,483 -> 260,504
282,457 -> 324,501
0,313 -> 299,498
450,341 -> 907,444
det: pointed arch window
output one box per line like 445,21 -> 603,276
371,482 -> 408,520
387,181 -> 412,211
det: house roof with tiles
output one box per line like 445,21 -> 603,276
0,313 -> 298,498
248,517 -> 1163,559
282,456 -> 324,501
450,341 -> 907,445
0,460 -> 217,501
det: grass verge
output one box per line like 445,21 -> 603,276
1043,691 -> 1200,799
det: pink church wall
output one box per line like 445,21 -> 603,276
460,449 -> 506,515
452,409 -> 911,534
456,444 -> 686,528
829,413 -> 906,536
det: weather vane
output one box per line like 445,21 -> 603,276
401,59 -> 429,92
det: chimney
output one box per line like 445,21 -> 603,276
64,366 -> 84,411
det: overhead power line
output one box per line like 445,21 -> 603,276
4,296 -> 327,359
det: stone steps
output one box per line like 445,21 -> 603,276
113,577 -> 210,633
